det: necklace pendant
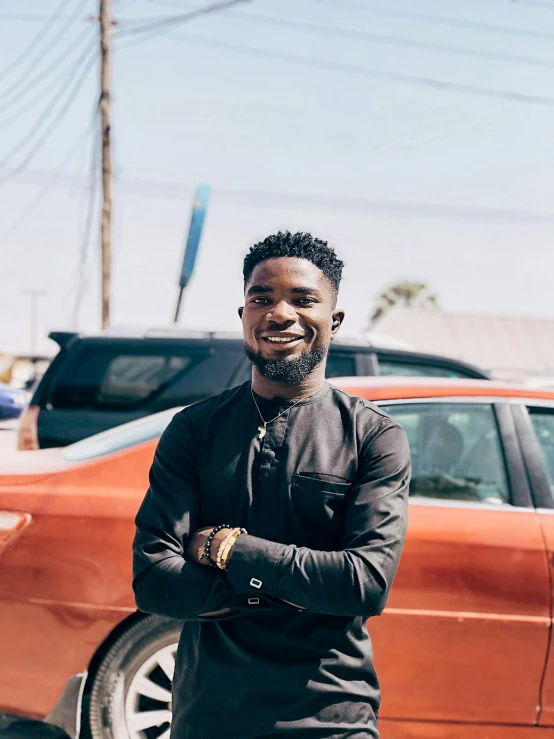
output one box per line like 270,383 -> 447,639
257,424 -> 267,440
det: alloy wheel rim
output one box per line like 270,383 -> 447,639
124,643 -> 177,739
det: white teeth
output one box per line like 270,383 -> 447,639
266,336 -> 300,343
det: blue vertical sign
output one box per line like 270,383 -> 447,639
174,184 -> 210,321
179,183 -> 210,288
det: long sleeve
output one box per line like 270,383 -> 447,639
225,419 -> 411,618
132,409 -> 249,621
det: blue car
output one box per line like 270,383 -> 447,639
0,383 -> 28,420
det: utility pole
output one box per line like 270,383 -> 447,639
99,0 -> 112,329
22,289 -> 47,356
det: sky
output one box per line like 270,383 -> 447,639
1,0 -> 554,356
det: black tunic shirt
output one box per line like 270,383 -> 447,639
133,381 -> 410,739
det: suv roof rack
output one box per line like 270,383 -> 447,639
144,328 -> 244,340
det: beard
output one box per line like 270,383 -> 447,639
244,343 -> 327,384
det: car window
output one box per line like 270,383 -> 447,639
378,359 -> 471,379
49,348 -> 209,410
380,402 -> 509,505
528,408 -> 554,500
62,407 -> 181,461
97,355 -> 190,404
325,354 -> 357,378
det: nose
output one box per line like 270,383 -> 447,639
267,300 -> 297,325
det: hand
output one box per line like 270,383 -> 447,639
186,526 -> 234,566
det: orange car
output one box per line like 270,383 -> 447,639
2,377 -> 554,739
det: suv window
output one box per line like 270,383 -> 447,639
378,359 -> 471,379
380,402 -> 509,505
325,353 -> 357,378
50,348 -> 208,410
528,408 -> 554,501
97,355 -> 190,405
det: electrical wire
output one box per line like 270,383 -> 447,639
0,41 -> 97,187
164,31 -> 554,108
6,168 -> 554,224
0,32 -> 95,132
316,0 -> 554,42
0,0 -> 89,96
0,114 -> 97,247
0,0 -> 74,83
0,13 -> 80,22
116,0 -> 251,45
70,116 -> 100,329
0,24 -> 94,109
215,10 -> 554,70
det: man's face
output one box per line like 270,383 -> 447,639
240,257 -> 342,383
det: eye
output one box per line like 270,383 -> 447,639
251,297 -> 271,305
295,298 -> 316,305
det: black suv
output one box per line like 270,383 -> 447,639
19,328 -> 489,449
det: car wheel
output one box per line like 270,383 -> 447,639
88,615 -> 181,739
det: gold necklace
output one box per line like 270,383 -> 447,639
250,388 -> 308,440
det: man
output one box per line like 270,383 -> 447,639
133,231 -> 411,739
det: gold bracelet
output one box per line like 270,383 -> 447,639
215,528 -> 240,569
220,531 -> 241,568
217,527 -> 247,570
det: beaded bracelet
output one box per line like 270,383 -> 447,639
203,524 -> 233,568
216,527 -> 247,570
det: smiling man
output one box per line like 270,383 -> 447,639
133,231 -> 411,739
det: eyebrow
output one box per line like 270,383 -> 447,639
291,286 -> 323,298
246,285 -> 324,298
246,284 -> 273,295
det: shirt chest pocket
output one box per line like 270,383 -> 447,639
290,473 -> 350,549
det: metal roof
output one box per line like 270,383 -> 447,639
370,307 -> 554,379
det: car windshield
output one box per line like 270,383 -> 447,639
62,407 -> 183,462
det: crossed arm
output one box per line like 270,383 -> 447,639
132,410 -> 411,622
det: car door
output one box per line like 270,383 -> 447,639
370,399 -> 550,725
513,402 -> 554,727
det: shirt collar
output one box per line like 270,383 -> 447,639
250,380 -> 330,410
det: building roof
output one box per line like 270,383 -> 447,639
370,307 -> 554,379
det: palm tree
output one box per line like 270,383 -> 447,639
370,281 -> 440,325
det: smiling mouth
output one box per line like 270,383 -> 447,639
262,336 -> 304,344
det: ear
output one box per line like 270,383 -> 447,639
331,310 -> 345,339
238,306 -> 244,320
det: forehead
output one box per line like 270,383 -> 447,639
247,257 -> 332,294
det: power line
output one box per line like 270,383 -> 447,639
0,13 -> 81,22
164,31 -> 554,108
317,0 -> 554,42
6,168 -> 554,224
0,42 -> 97,186
0,116 -> 96,247
218,10 -> 554,70
71,116 -> 100,328
0,0 -> 88,95
0,31 -> 95,132
0,24 -> 94,109
0,0 -> 74,83
116,0 -> 252,45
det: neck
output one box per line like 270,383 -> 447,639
251,366 -> 326,400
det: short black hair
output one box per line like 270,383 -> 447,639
243,231 -> 344,299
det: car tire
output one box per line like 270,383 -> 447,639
88,615 -> 181,739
